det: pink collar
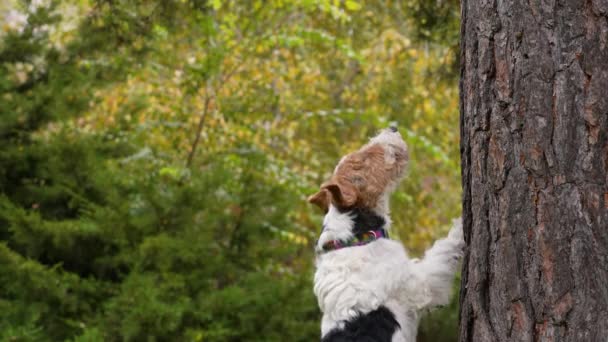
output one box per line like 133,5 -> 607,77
318,229 -> 388,254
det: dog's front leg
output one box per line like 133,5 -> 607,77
412,218 -> 464,309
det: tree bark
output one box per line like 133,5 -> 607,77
458,0 -> 608,341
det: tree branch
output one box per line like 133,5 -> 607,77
186,90 -> 212,169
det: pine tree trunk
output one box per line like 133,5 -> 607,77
458,0 -> 608,341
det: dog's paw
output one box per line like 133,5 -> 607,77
447,217 -> 465,254
447,217 -> 463,241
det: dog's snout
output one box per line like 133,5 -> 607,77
388,126 -> 398,133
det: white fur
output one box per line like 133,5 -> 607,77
316,205 -> 356,252
315,213 -> 464,341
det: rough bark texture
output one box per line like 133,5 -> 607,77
459,0 -> 608,341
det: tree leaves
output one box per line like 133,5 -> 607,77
345,0 -> 362,11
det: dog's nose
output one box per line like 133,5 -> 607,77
388,126 -> 398,133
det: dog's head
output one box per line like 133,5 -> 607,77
308,127 -> 408,214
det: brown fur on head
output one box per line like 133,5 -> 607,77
308,128 -> 409,213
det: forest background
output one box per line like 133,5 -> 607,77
0,0 -> 462,341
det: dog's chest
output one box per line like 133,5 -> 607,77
314,239 -> 418,339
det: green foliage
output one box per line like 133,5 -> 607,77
1,0 -> 461,341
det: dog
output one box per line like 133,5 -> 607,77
308,127 -> 464,342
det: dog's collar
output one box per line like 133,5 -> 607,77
318,229 -> 389,254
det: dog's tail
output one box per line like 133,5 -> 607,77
413,218 -> 464,308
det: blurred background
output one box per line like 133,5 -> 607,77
0,0 -> 461,341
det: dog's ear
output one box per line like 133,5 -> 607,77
308,189 -> 330,212
322,180 -> 357,208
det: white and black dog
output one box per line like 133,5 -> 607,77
308,127 -> 464,342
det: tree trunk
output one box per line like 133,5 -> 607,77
458,0 -> 608,341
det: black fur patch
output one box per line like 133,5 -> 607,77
350,208 -> 386,236
321,306 -> 400,342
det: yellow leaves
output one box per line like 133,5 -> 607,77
159,166 -> 181,180
279,230 -> 309,245
255,44 -> 267,54
344,0 -> 362,11
421,98 -> 433,113
362,28 -> 412,63
210,0 -> 222,10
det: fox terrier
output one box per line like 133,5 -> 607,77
308,127 -> 464,342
